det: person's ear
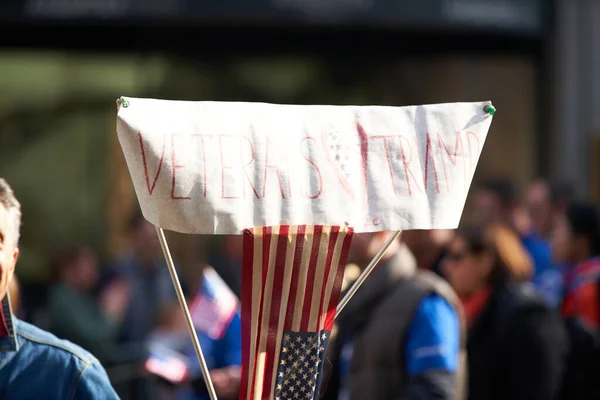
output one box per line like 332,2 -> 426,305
8,247 -> 18,281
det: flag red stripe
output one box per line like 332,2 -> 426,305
239,229 -> 255,400
248,226 -> 272,400
262,226 -> 290,400
324,229 -> 354,330
316,226 -> 340,331
283,225 -> 305,331
300,225 -> 323,331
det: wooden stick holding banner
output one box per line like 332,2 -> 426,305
154,226 -> 219,400
336,230 -> 402,318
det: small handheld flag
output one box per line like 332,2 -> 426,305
189,266 -> 239,340
145,343 -> 189,384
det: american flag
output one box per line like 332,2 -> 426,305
145,343 -> 189,384
239,225 -> 353,400
189,266 -> 238,340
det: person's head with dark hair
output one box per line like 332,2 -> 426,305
50,246 -> 99,292
443,224 -> 533,299
474,178 -> 519,228
551,202 -> 600,266
402,229 -> 453,270
127,210 -> 161,266
548,180 -> 575,211
127,211 -> 147,234
525,178 -> 576,239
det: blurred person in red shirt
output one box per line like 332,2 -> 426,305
552,202 -> 600,400
443,224 -> 568,400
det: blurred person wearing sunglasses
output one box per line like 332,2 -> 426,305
443,225 -> 568,400
552,202 -> 600,400
0,178 -> 118,399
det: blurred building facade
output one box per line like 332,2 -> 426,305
0,0 -> 599,283
551,0 -> 600,201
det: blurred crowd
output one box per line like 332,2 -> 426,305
9,176 -> 600,400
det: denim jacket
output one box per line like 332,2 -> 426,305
0,297 -> 119,399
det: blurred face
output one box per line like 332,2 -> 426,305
224,235 -> 243,260
443,235 -> 493,298
401,230 -> 432,256
74,249 -> 99,291
348,233 -> 377,267
132,220 -> 161,262
525,182 -> 551,236
347,232 -> 394,269
473,189 -> 501,226
551,213 -> 573,264
402,230 -> 452,267
0,204 -> 19,303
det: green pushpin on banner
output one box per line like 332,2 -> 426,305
484,104 -> 496,115
117,96 -> 129,108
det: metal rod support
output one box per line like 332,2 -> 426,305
336,230 -> 402,318
155,227 -> 219,400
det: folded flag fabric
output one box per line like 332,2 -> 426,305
240,225 -> 353,400
189,266 -> 239,340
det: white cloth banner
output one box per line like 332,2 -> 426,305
116,97 -> 493,234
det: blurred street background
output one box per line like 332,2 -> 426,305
1,0 -> 600,399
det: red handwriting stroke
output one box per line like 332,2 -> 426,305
139,132 -> 166,196
356,118 -> 370,203
263,136 -> 286,199
171,134 -> 191,200
300,137 -> 323,199
136,130 -> 480,200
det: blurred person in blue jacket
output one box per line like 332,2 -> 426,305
525,179 -> 574,241
524,178 -> 575,303
0,178 -> 118,399
320,232 -> 466,400
148,266 -> 241,400
474,178 -> 562,305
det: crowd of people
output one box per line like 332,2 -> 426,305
2,175 -> 600,400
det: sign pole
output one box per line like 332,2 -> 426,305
335,230 -> 402,318
155,226 -> 220,400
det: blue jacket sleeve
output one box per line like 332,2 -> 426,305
70,360 -> 120,400
403,294 -> 459,400
217,311 -> 242,367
